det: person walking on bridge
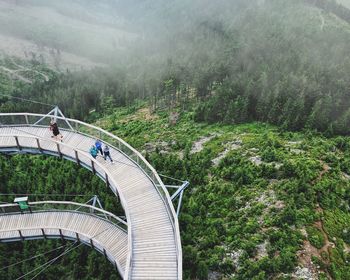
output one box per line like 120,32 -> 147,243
95,139 -> 103,156
49,119 -> 63,142
90,145 -> 98,159
103,145 -> 113,163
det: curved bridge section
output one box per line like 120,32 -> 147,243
0,201 -> 128,277
0,113 -> 182,280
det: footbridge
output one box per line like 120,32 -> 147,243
0,111 -> 183,279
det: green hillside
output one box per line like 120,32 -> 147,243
1,106 -> 350,279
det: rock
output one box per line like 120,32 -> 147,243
300,228 -> 308,237
342,172 -> 350,180
273,162 -> 283,169
177,151 -> 184,160
293,266 -> 316,280
256,240 -> 269,259
208,271 -> 222,280
190,134 -> 218,154
211,140 -> 242,166
227,249 -> 243,268
250,156 -> 262,166
286,141 -> 302,146
291,148 -> 304,154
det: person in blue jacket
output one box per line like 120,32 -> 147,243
95,139 -> 103,156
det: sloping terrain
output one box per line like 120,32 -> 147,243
96,105 -> 350,279
0,0 -> 137,70
337,0 -> 350,9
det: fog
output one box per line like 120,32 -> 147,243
1,0 -> 350,80
0,0 -> 254,70
1,0 -> 350,133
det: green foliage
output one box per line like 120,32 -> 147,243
324,210 -> 350,244
0,155 -> 122,279
306,226 -> 326,249
3,105 -> 350,279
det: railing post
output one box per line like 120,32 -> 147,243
41,229 -> 46,239
59,229 -> 64,241
105,173 -> 110,187
103,248 -> 108,259
24,115 -> 29,125
36,138 -> 42,152
57,143 -> 62,158
18,230 -> 24,241
90,239 -> 94,249
91,160 -> 96,174
14,136 -> 21,150
114,260 -> 119,272
75,232 -> 80,242
74,150 -> 80,165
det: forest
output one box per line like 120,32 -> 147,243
1,106 -> 350,279
0,0 -> 350,279
1,1 -> 350,135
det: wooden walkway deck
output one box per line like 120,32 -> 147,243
0,124 -> 180,279
0,210 -> 128,276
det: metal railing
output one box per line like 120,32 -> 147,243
0,200 -> 127,231
0,200 -> 127,277
0,133 -> 133,279
0,113 -> 182,279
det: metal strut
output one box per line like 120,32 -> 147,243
33,106 -> 74,131
164,180 -> 190,217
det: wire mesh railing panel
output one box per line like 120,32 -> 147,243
21,229 -> 42,237
37,137 -> 57,151
0,136 -> 16,147
0,230 -> 20,239
60,229 -> 76,239
77,152 -> 92,168
0,115 -> 21,126
0,202 -> 127,231
17,136 -> 37,149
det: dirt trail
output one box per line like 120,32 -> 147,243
190,134 -> 217,154
0,66 -> 32,84
0,58 -> 50,83
314,218 -> 335,262
0,33 -> 106,71
297,161 -> 334,279
313,161 -> 330,184
298,210 -> 334,279
10,58 -> 50,82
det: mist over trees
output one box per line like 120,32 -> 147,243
1,0 -> 350,135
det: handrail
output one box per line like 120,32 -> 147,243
0,112 -> 182,279
0,133 -> 133,279
0,201 -> 128,277
0,200 -> 127,229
